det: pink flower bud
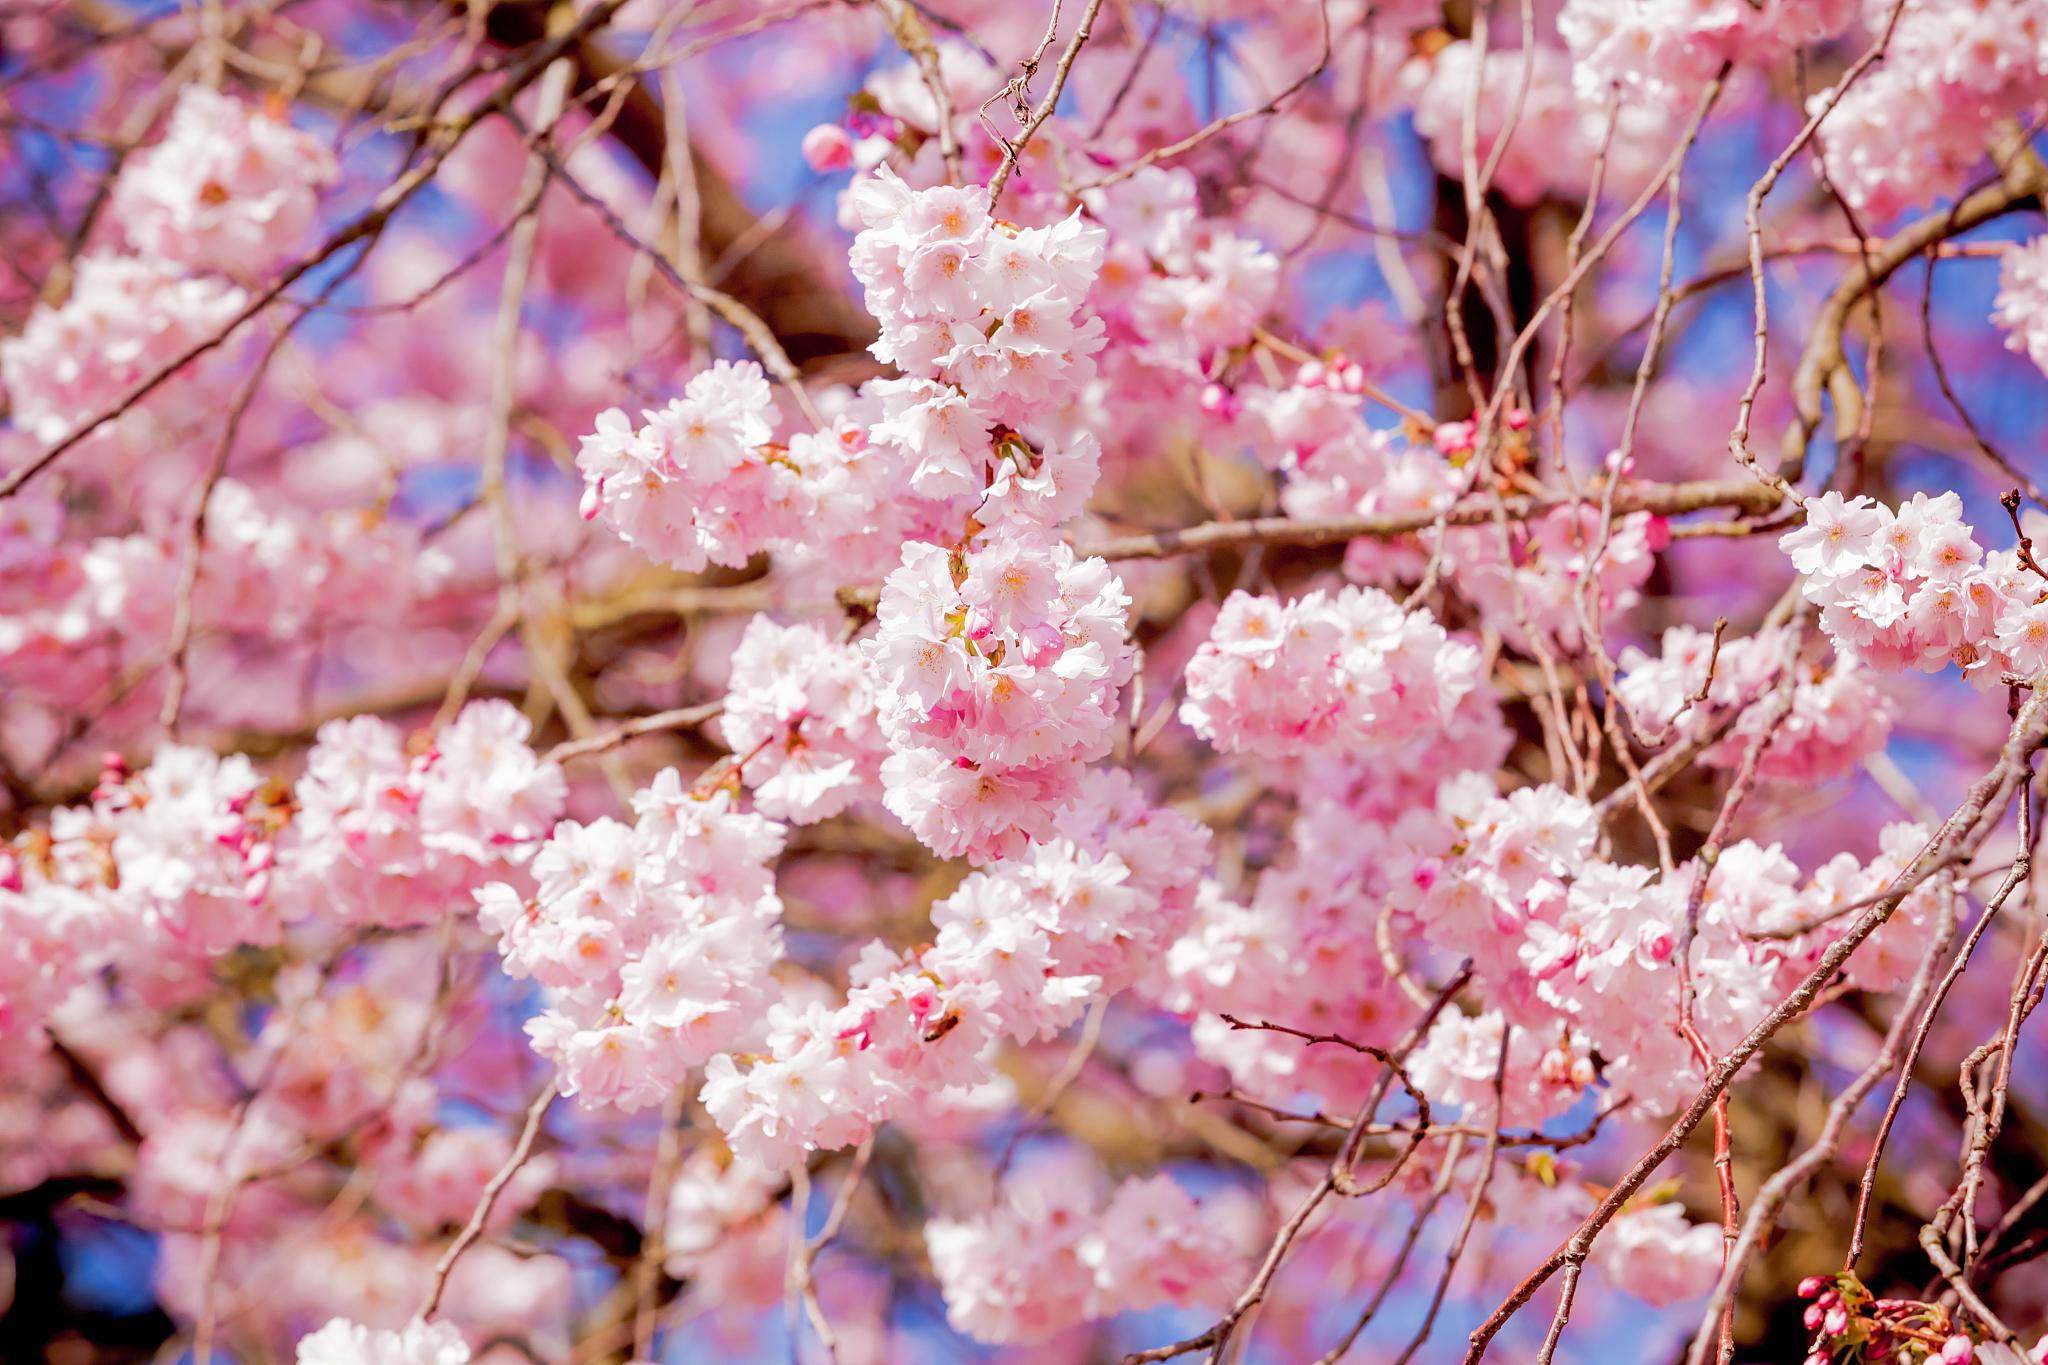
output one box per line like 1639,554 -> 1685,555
801,123 -> 855,172
1823,1305 -> 1848,1335
1798,1275 -> 1829,1299
1433,420 -> 1476,456
1942,1336 -> 1975,1363
1805,1303 -> 1826,1331
1200,383 -> 1241,422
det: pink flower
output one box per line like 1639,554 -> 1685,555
110,86 -> 338,276
800,122 -> 855,171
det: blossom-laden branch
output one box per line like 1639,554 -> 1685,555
13,0 -> 2048,1361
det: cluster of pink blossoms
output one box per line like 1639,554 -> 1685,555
108,85 -> 339,277
718,616 -> 884,823
1246,359 -> 1435,479
574,360 -> 783,573
1449,504 -> 1669,652
1410,1006 -> 1598,1130
1592,1202 -> 1726,1306
481,775 -> 785,1111
2,88 -> 333,449
1405,777 -> 1953,1111
1558,0 -> 1854,102
1180,584 -> 1480,758
1781,491 -> 2043,677
576,175 -> 1117,592
93,480 -> 455,656
847,168 -> 1106,428
925,1159 -> 1250,1345
108,938 -> 571,1346
1619,624 -> 1895,782
1165,709 -> 1510,1108
2,744 -> 285,1024
702,772 -> 1205,1169
0,253 -> 247,446
1231,363 -> 1668,647
864,535 -> 1136,862
295,1317 -> 470,1365
661,1145 -> 786,1299
1813,0 -> 2048,217
0,482 -> 446,711
1995,236 -> 2048,377
281,700 -> 565,930
1082,166 -> 1278,376
1408,41 -> 1679,206
0,701 -> 563,1055
699,943 -> 1007,1171
1743,821 -> 1959,997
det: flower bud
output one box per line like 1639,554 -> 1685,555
801,123 -> 854,172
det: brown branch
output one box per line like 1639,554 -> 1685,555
1124,962 -> 1473,1365
1081,477 -> 1783,562
985,0 -> 1106,207
1772,133 -> 2044,484
1465,677 -> 2048,1360
419,1081 -> 558,1321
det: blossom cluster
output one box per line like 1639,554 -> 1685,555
295,1317 -> 471,1365
1408,41 -> 1680,206
1180,584 -> 1480,758
702,772 -> 1205,1168
847,169 -> 1106,427
1164,704 -> 1509,1108
661,1146 -> 788,1313
577,176 -> 1118,588
0,701 -> 562,1057
109,85 -> 339,277
0,253 -> 248,446
865,535 -> 1136,862
481,776 -> 785,1110
3,745 -> 286,1024
282,701 -> 565,930
1558,0 -> 1855,103
574,360 -> 783,573
1404,778 -> 1953,1111
1448,505 -> 1669,653
718,616 -> 885,823
1780,491 -> 2041,677
925,1161 -> 1248,1344
1812,0 -> 2048,217
1082,166 -> 1279,376
1618,623 -> 1895,782
3,87 -> 333,449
